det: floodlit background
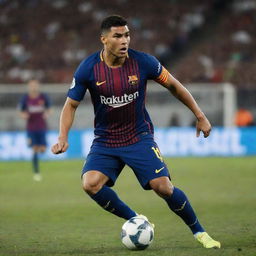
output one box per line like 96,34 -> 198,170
1,0 -> 256,159
0,0 -> 255,256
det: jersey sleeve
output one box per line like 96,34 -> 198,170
67,60 -> 88,101
18,95 -> 27,111
141,53 -> 162,80
43,94 -> 51,109
154,66 -> 169,85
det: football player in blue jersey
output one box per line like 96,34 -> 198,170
19,79 -> 51,181
52,15 -> 220,248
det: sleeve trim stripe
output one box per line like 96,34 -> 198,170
155,67 -> 169,84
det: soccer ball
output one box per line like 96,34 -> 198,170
120,215 -> 154,250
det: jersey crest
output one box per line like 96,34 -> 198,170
128,75 -> 138,85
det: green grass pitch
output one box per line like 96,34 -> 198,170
0,157 -> 255,256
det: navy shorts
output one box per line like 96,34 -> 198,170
27,130 -> 47,147
82,137 -> 171,190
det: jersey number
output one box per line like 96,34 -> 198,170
151,146 -> 163,162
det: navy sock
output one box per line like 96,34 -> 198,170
90,185 -> 137,220
164,187 -> 204,234
32,152 -> 39,174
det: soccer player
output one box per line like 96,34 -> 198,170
19,79 -> 51,181
51,15 -> 220,248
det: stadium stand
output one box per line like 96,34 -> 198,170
0,0 -> 255,128
174,0 -> 256,88
0,0 -> 242,84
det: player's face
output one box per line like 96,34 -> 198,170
101,26 -> 130,58
28,80 -> 40,95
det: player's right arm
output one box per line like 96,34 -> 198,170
51,97 -> 80,154
18,95 -> 29,120
19,111 -> 29,120
52,58 -> 89,154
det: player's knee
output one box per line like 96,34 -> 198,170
33,146 -> 39,152
39,146 -> 46,153
150,177 -> 174,198
82,171 -> 106,195
82,179 -> 102,195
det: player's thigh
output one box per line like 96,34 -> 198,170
37,131 -> 47,148
121,139 -> 170,190
27,131 -> 46,148
82,145 -> 125,187
27,131 -> 35,147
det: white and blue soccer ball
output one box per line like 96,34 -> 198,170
121,215 -> 154,250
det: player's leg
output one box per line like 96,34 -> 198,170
121,140 -> 204,233
149,177 -> 220,248
31,145 -> 42,181
82,145 -> 137,220
31,131 -> 46,181
82,171 -> 137,219
27,131 -> 39,175
32,146 -> 40,174
38,145 -> 46,153
122,138 -> 220,248
149,177 -> 205,234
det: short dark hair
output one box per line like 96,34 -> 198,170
101,15 -> 127,34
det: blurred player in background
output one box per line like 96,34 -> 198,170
19,79 -> 51,181
52,15 -> 220,248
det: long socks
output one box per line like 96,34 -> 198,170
164,187 -> 204,234
89,185 -> 204,234
32,152 -> 39,174
90,185 -> 137,220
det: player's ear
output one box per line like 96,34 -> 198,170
100,35 -> 106,44
100,30 -> 109,45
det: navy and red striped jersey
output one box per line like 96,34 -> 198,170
19,93 -> 51,131
68,48 -> 166,147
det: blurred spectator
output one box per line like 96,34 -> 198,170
173,0 -> 256,88
0,0 -> 220,83
0,0 -> 255,88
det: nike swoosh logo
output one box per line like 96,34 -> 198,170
96,80 -> 106,86
155,167 -> 165,173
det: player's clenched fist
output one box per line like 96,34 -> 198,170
51,140 -> 69,154
196,116 -> 211,138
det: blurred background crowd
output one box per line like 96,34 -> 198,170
1,0 -> 255,87
0,0 -> 255,129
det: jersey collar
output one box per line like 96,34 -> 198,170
100,49 -> 129,62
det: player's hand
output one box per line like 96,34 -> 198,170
43,110 -> 51,119
20,112 -> 29,120
196,115 -> 211,138
43,112 -> 49,119
51,138 -> 69,154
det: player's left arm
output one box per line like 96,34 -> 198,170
155,67 -> 211,138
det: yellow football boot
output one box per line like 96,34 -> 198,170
194,232 -> 221,248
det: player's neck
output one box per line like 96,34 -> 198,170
102,50 -> 126,68
29,92 -> 39,98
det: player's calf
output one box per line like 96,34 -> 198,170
82,171 -> 136,220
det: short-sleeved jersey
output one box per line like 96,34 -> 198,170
19,93 -> 51,131
68,48 -> 165,147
